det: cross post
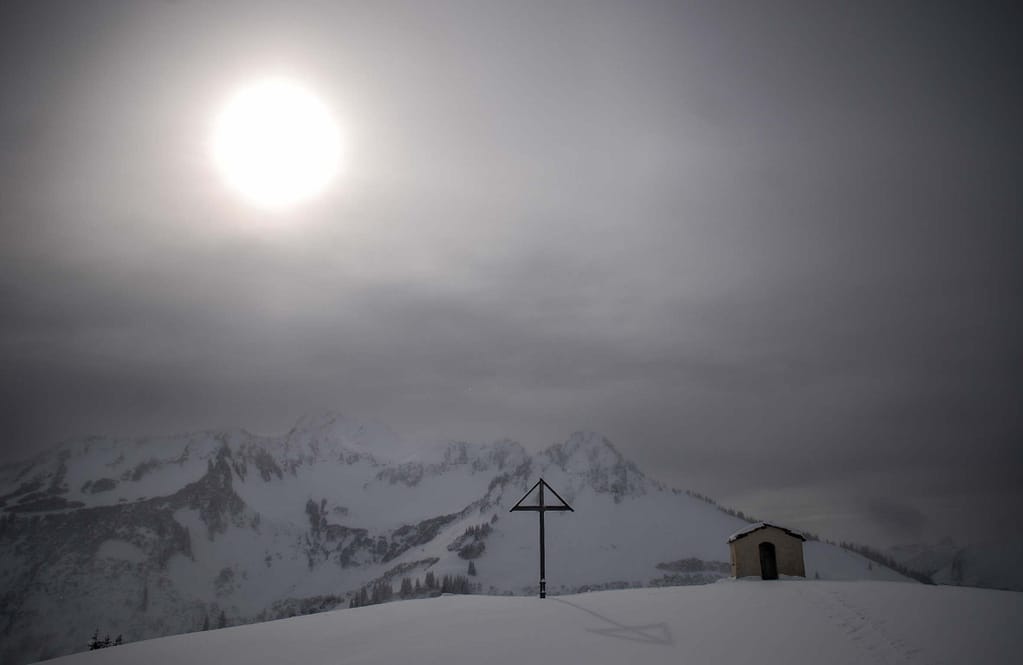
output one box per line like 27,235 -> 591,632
510,478 -> 574,598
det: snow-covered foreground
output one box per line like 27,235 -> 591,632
45,581 -> 1023,665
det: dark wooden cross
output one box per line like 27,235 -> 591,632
510,477 -> 574,598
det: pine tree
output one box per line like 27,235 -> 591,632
88,629 -> 101,650
202,614 -> 210,631
217,610 -> 227,629
425,571 -> 436,589
414,578 -> 422,594
467,561 -> 477,576
114,635 -> 123,646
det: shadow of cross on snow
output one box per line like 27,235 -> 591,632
552,598 -> 674,646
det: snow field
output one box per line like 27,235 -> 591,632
42,581 -> 1023,665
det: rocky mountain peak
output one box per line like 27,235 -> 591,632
544,431 -> 626,470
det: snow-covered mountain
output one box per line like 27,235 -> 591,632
888,539 -> 961,580
930,541 -> 1023,592
889,538 -> 1023,592
0,412 -> 910,664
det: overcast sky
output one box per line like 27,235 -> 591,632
1,0 -> 1020,549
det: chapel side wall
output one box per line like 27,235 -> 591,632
773,530 -> 806,577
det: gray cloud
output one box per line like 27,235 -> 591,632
1,0 -> 1020,548
865,498 -> 929,542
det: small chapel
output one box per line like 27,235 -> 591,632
728,522 -> 806,580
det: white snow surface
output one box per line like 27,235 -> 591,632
43,581 -> 1023,665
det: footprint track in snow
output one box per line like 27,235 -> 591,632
799,586 -> 939,665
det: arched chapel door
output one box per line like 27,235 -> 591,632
759,542 -> 778,580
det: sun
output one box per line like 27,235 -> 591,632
212,78 -> 342,210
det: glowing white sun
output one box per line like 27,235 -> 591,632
212,78 -> 342,210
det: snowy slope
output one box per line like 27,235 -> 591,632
0,413 -> 913,664
44,581 -> 1023,665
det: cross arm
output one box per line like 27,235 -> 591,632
509,505 -> 574,512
